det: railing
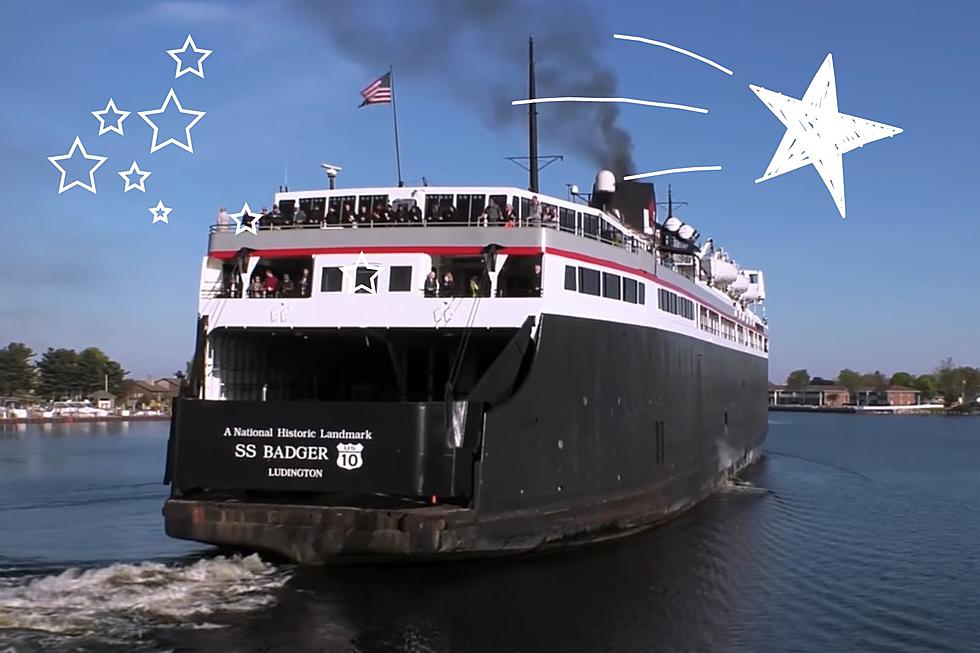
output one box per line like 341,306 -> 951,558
210,215 -> 656,257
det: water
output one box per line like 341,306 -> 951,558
1,415 -> 978,652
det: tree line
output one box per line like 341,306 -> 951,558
0,342 -> 128,400
784,358 -> 980,403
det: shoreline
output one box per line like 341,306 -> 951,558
0,415 -> 171,425
769,405 -> 976,416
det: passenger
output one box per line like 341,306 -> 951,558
482,200 -> 501,227
528,195 -> 541,227
357,206 -> 369,226
263,269 -> 279,296
542,205 -> 556,226
294,206 -> 308,226
440,272 -> 455,297
249,276 -> 263,298
381,203 -> 394,225
531,263 -> 542,296
341,203 -> 354,227
423,270 -> 439,297
428,204 -> 442,224
259,206 -> 270,229
299,268 -> 311,296
281,273 -> 295,297
396,204 -> 409,223
502,204 -> 516,228
271,205 -> 282,226
217,207 -> 230,229
469,276 -> 481,297
409,204 -> 423,224
444,205 -> 457,224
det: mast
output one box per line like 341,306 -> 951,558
528,36 -> 539,193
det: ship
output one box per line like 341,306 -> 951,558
163,47 -> 769,564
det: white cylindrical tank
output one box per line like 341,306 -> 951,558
730,274 -> 750,295
742,284 -> 761,302
595,170 -> 616,193
712,256 -> 738,287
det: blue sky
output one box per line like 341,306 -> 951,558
0,0 -> 977,382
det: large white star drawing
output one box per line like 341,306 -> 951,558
230,202 -> 261,235
137,88 -> 206,154
340,251 -> 382,295
47,136 -> 108,194
166,34 -> 213,79
118,161 -> 152,192
149,200 -> 172,224
91,98 -> 130,136
750,54 -> 902,219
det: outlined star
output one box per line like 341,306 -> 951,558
167,34 -> 213,79
230,202 -> 261,235
137,88 -> 206,154
750,54 -> 902,219
149,200 -> 172,224
47,136 -> 108,194
118,161 -> 152,192
340,251 -> 382,295
91,98 -> 131,136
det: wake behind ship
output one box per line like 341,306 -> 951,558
162,162 -> 769,562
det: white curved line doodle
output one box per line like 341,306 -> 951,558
613,34 -> 734,76
511,97 -> 707,114
623,166 -> 722,181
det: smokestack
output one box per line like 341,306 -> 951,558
528,36 -> 539,193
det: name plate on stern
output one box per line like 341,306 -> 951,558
168,399 -> 471,498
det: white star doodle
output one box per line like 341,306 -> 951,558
91,98 -> 131,136
750,54 -> 902,219
118,161 -> 152,192
149,200 -> 172,224
137,88 -> 206,154
167,34 -> 213,79
340,251 -> 382,295
230,202 -> 261,235
47,136 -> 108,194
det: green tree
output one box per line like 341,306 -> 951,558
889,371 -> 914,388
37,348 -> 82,400
786,369 -> 811,389
837,369 -> 861,392
77,347 -> 127,397
0,342 -> 36,397
962,367 -> 980,405
912,374 -> 937,400
935,358 -> 964,404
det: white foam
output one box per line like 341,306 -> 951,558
0,554 -> 289,638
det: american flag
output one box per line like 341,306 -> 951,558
359,72 -> 392,107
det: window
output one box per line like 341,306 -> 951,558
602,272 -> 621,300
354,267 -> 378,294
623,278 -> 638,303
579,268 -> 600,296
559,208 -> 576,233
583,213 -> 599,239
456,194 -> 485,224
389,266 -> 412,292
638,283 -> 645,305
519,197 -> 531,222
321,267 -> 342,292
299,196 -> 326,223
328,195 -> 356,224
564,265 -> 577,291
358,194 -> 388,215
657,288 -> 694,319
425,194 -> 454,221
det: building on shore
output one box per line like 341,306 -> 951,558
122,377 -> 181,413
768,384 -> 922,407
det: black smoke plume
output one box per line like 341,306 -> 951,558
302,0 -> 636,179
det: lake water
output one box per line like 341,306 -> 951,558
1,414 -> 978,652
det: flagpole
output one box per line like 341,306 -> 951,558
389,65 -> 404,187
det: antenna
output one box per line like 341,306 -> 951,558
321,163 -> 343,190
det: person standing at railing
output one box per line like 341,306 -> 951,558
341,203 -> 356,228
424,270 -> 439,297
468,276 -> 481,297
409,204 -> 423,224
502,204 -> 516,228
481,200 -> 501,227
528,195 -> 541,227
295,206 -> 308,226
299,268 -> 311,297
440,272 -> 455,297
542,205 -> 556,227
217,207 -> 230,229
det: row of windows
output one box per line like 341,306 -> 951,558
563,265 -> 646,305
321,266 -> 413,294
657,288 -> 694,320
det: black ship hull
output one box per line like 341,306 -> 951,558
163,313 -> 768,563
